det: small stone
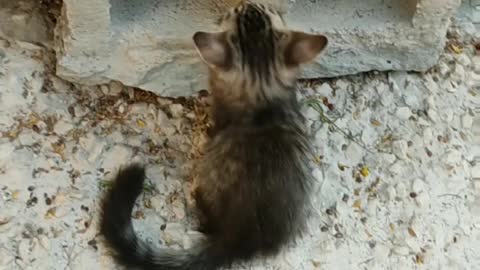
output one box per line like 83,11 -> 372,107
316,83 -> 333,96
18,239 -> 31,260
395,107 -> 412,120
445,150 -> 462,166
451,64 -> 465,82
108,81 -> 123,96
392,246 -> 410,256
38,235 -> 49,250
0,248 -> 14,266
427,109 -> 439,123
456,54 -> 471,67
396,183 -> 407,199
392,140 -> 408,159
100,85 -> 109,95
101,145 -> 132,171
345,143 -> 364,165
53,120 -> 74,135
163,223 -> 185,245
386,185 -> 396,200
305,106 -> 320,121
169,104 -> 184,118
423,128 -> 433,144
442,108 -> 454,123
437,62 -> 450,76
412,179 -> 425,193
415,192 -> 430,208
462,114 -> 473,129
473,180 -> 480,191
312,168 -> 323,182
171,200 -> 186,220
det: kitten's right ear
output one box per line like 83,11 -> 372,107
284,31 -> 328,67
193,31 -> 232,70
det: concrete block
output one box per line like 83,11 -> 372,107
54,0 -> 462,96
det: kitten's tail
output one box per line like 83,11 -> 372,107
100,164 -> 230,270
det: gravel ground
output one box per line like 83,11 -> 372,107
0,6 -> 479,270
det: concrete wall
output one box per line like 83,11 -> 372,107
54,0 -> 462,96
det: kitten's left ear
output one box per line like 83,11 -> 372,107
285,31 -> 328,67
193,31 -> 232,70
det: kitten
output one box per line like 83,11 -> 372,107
100,1 -> 328,269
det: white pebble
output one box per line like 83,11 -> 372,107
101,145 -> 133,171
53,120 -> 74,135
0,248 -> 13,266
462,114 -> 473,129
38,235 -> 49,250
474,180 -> 480,191
312,168 -> 323,182
100,85 -> 109,95
452,64 -> 465,82
386,185 -> 397,200
395,107 -> 412,120
392,140 -> 408,160
392,246 -> 410,256
18,239 -> 31,260
417,117 -> 431,127
442,108 -> 454,123
437,62 -> 450,76
171,200 -> 186,220
169,104 -> 184,118
345,143 -> 364,165
456,54 -> 471,67
427,109 -> 439,123
445,150 -> 462,166
373,243 -> 390,263
381,153 -> 397,164
423,127 -> 433,144
316,83 -> 333,96
108,81 -> 123,96
415,192 -> 430,208
396,182 -> 407,198
472,164 -> 480,179
163,223 -> 185,245
412,179 -> 425,193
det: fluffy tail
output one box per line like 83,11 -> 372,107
100,164 -> 229,270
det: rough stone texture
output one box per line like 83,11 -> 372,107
54,0 -> 462,96
0,0 -> 51,45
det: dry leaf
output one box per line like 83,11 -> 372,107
360,166 -> 370,177
45,207 -> 57,219
449,44 -> 463,54
352,199 -> 362,209
370,119 -> 381,126
408,227 -> 417,238
12,190 -> 20,200
415,254 -> 424,264
136,119 -> 146,128
389,223 -> 395,231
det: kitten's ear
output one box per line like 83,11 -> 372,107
193,31 -> 232,70
285,31 -> 328,67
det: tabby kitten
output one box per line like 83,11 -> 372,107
100,1 -> 328,269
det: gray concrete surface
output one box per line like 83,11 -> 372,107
53,0 -> 462,96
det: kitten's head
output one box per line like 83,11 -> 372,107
192,1 -> 328,102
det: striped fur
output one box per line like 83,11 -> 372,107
100,2 -> 328,270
